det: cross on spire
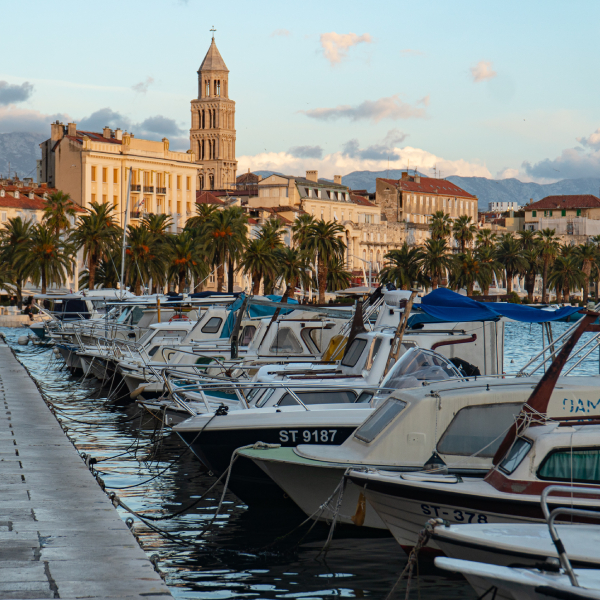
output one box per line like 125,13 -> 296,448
210,26 -> 216,39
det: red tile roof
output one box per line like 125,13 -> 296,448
525,195 -> 600,211
380,176 -> 475,199
0,194 -> 47,210
196,191 -> 225,205
351,194 -> 377,207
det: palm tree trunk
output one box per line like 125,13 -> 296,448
431,275 -> 438,290
41,270 -> 47,295
16,280 -> 23,307
88,256 -> 97,290
216,263 -> 224,292
555,285 -> 562,303
178,271 -> 185,293
252,273 -> 261,295
583,275 -> 590,305
227,258 -> 234,294
467,282 -> 473,297
317,255 -> 327,304
564,286 -> 570,304
506,271 -> 513,294
595,278 -> 599,303
542,260 -> 549,304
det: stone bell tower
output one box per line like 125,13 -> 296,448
190,32 -> 237,190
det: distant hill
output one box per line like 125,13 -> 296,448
0,132 -> 45,179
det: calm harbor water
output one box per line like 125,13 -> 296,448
3,320 -> 599,599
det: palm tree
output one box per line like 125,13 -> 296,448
168,230 -> 207,293
0,217 -> 33,305
70,202 -> 120,290
142,213 -> 173,237
16,225 -> 72,294
474,245 -> 503,295
185,204 -> 220,231
518,229 -> 537,251
576,243 -> 598,305
275,247 -> 313,301
201,206 -> 248,292
125,224 -> 170,295
79,250 -> 121,289
522,247 -> 541,303
240,238 -> 278,295
292,213 -> 316,247
548,255 -> 585,304
43,191 -> 78,237
429,211 -> 452,241
420,238 -> 452,289
591,235 -> 600,302
495,234 -> 529,294
380,243 -> 426,290
449,251 -> 489,297
300,219 -> 346,303
258,217 -> 286,294
476,228 -> 496,249
452,215 -> 476,253
537,228 -> 559,303
326,256 -> 352,294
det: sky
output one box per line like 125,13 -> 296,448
1,0 -> 600,183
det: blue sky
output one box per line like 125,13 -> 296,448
1,0 -> 600,182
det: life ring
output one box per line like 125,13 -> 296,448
169,314 -> 191,322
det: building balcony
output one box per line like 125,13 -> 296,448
156,187 -> 167,194
131,184 -> 141,191
130,211 -> 141,219
143,186 -> 154,193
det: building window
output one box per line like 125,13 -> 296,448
113,195 -> 118,208
215,80 -> 221,96
177,175 -> 181,190
205,80 -> 210,97
91,193 -> 96,203
532,210 -> 537,217
1,212 -> 6,222
186,202 -> 191,213
577,209 -> 582,216
91,166 -> 96,182
186,176 -> 191,191
561,209 -> 566,217
102,194 -> 107,204
113,168 -> 118,184
549,210 -> 553,216
102,167 -> 107,183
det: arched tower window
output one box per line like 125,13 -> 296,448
209,173 -> 214,190
201,110 -> 205,129
199,175 -> 204,190
215,80 -> 221,96
205,80 -> 210,97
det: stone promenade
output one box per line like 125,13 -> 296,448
0,337 -> 174,599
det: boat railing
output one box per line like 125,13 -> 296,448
541,485 -> 600,587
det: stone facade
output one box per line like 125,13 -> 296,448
190,37 -> 237,191
376,172 -> 478,227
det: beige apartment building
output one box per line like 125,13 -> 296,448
39,124 -> 198,228
376,172 -> 478,245
0,179 -> 64,226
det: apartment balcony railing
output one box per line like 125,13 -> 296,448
143,186 -> 154,193
130,211 -> 141,219
157,187 -> 167,194
131,184 -> 141,191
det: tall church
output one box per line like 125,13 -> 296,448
190,36 -> 237,190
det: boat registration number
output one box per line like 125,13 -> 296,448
278,429 -> 338,443
421,504 -> 488,523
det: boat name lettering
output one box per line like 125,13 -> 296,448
420,504 -> 487,523
562,398 -> 600,413
278,429 -> 338,443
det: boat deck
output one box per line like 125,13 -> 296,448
0,337 -> 173,599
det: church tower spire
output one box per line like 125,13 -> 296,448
190,33 -> 237,190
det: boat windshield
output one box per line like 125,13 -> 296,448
374,348 -> 461,404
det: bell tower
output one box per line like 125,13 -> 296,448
190,31 -> 237,190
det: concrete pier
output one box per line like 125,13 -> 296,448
0,338 -> 174,599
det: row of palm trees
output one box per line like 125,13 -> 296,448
382,211 -> 600,304
0,193 -> 353,303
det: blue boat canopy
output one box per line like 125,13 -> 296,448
416,288 -> 582,324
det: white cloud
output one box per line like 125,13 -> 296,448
0,81 -> 34,105
470,60 -> 497,83
401,49 -> 424,56
319,32 -> 372,65
271,29 -> 291,37
302,94 -> 427,123
132,77 -> 154,94
0,106 -> 69,134
577,127 -> 600,150
238,143 -> 491,180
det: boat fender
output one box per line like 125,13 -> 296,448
17,336 -> 29,346
130,385 -> 147,400
53,347 -> 60,355
351,492 -> 366,526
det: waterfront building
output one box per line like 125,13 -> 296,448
190,36 -> 237,190
489,200 -> 519,212
39,125 -> 198,229
0,178 -> 63,226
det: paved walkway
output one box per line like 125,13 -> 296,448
0,338 -> 174,599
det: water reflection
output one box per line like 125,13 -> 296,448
6,320 -> 596,599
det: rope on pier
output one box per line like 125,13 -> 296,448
384,518 -> 444,600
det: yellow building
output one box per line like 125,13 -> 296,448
0,179 -> 58,226
39,124 -> 197,228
